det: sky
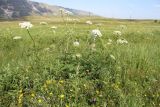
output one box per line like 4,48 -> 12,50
32,0 -> 160,19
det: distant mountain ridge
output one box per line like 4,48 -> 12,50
0,0 -> 93,19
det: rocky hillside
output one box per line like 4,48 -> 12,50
0,0 -> 92,19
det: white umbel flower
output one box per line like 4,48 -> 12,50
91,29 -> 102,38
90,43 -> 96,48
73,41 -> 80,47
65,10 -> 73,15
51,26 -> 57,29
117,39 -> 128,44
107,39 -> 112,45
113,31 -> 122,36
13,36 -> 22,40
90,43 -> 96,51
59,8 -> 65,12
123,39 -> 128,44
59,9 -> 73,15
40,22 -> 48,25
76,53 -> 81,58
108,39 -> 112,43
86,20 -> 92,25
19,22 -> 33,29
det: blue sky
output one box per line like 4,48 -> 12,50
32,0 -> 160,19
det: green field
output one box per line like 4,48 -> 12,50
0,16 -> 160,107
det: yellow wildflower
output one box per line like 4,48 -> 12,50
31,93 -> 35,97
65,104 -> 69,107
112,84 -> 119,90
46,80 -> 52,85
96,90 -> 100,95
59,94 -> 65,99
43,84 -> 47,88
19,89 -> 23,93
84,84 -> 87,89
43,84 -> 48,91
38,99 -> 42,103
18,93 -> 23,106
18,88 -> 23,106
59,80 -> 64,84
49,92 -> 53,96
52,80 -> 56,84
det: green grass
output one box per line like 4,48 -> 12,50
0,16 -> 160,107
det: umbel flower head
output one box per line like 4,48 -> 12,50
86,20 -> 92,25
13,36 -> 22,40
59,8 -> 73,15
113,31 -> 122,36
51,26 -> 57,29
73,41 -> 80,47
117,39 -> 128,44
40,22 -> 48,25
91,29 -> 102,38
76,53 -> 81,58
19,22 -> 33,29
65,10 -> 73,15
107,39 -> 112,45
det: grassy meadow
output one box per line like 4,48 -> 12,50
0,16 -> 160,107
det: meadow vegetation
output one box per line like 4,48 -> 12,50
0,16 -> 160,107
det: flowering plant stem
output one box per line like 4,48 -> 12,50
26,29 -> 40,62
27,29 -> 36,48
60,11 -> 68,27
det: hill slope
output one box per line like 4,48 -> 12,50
0,0 -> 92,19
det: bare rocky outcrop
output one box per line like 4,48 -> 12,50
0,0 -> 92,19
